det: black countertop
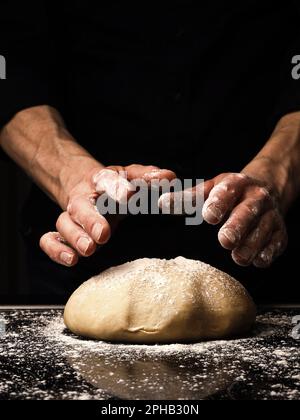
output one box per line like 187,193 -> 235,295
0,307 -> 300,400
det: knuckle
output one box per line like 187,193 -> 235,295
40,232 -> 57,251
93,168 -> 115,185
81,219 -> 93,234
67,196 -> 81,217
92,169 -> 104,184
235,172 -> 249,180
67,200 -> 75,216
232,172 -> 251,185
217,173 -> 250,192
223,173 -> 239,185
146,165 -> 159,172
243,201 -> 259,217
211,182 -> 231,196
256,186 -> 271,200
103,168 -> 116,175
106,165 -> 120,172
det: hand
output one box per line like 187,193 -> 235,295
202,172 -> 288,268
40,164 -> 176,266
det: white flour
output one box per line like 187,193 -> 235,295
0,310 -> 299,400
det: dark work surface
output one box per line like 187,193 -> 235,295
0,308 -> 299,400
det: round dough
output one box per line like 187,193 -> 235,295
64,257 -> 256,343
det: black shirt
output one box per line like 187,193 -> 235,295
1,0 -> 300,302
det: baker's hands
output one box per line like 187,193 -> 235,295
5,106 -> 297,270
39,165 -> 288,269
203,172 -> 288,268
40,165 -> 176,267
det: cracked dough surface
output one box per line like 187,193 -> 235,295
64,257 -> 256,343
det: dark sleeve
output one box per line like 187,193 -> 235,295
0,1 -> 58,129
272,1 -> 300,121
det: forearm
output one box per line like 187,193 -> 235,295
0,106 -> 103,209
242,112 -> 300,213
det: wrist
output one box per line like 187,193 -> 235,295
2,105 -> 104,210
242,156 -> 292,214
242,112 -> 300,214
243,154 -> 287,187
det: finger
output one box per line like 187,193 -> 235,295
40,232 -> 79,267
102,164 -> 176,195
158,180 -> 213,215
67,195 -> 111,244
93,166 -> 177,222
203,179 -> 218,201
202,173 -> 252,225
93,168 -> 135,204
253,227 -> 288,268
231,210 -> 275,266
218,196 -> 268,250
125,164 -> 177,183
56,212 -> 97,257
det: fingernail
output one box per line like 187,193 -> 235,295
92,223 -> 103,242
61,252 -> 73,266
219,228 -> 237,244
77,237 -> 92,254
203,204 -> 223,223
235,246 -> 253,263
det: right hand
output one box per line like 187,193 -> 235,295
40,165 -> 176,266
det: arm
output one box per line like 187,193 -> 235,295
0,106 -> 176,266
159,112 -> 300,268
202,112 -> 300,268
201,2 -> 300,267
242,112 -> 300,213
0,105 -> 103,209
203,0 -> 300,268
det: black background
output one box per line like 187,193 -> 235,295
1,0 -> 300,304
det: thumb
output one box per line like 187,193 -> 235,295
93,167 -> 135,204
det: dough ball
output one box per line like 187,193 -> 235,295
64,257 -> 256,343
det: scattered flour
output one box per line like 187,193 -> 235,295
0,309 -> 299,400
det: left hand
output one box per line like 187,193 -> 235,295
202,172 -> 288,268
